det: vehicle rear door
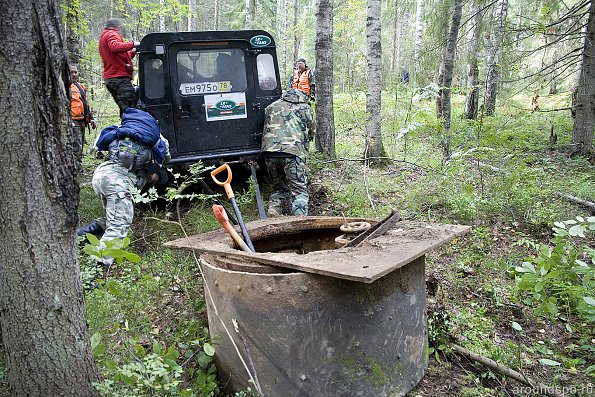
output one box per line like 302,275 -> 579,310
169,42 -> 259,158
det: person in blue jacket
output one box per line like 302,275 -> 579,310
77,108 -> 169,265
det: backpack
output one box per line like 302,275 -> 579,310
108,138 -> 153,171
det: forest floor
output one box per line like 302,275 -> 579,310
1,90 -> 593,397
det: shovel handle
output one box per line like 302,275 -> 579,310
213,205 -> 252,252
210,163 -> 234,199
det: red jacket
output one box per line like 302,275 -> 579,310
99,28 -> 135,79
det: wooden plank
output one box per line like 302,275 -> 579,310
165,218 -> 471,283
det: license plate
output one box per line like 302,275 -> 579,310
179,81 -> 232,95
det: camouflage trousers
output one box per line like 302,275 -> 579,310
71,119 -> 86,150
265,155 -> 308,216
105,77 -> 137,117
92,162 -> 137,248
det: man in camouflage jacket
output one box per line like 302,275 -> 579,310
262,89 -> 314,216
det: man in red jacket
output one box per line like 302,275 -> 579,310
99,18 -> 139,117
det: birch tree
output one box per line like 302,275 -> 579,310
572,0 -> 595,157
315,0 -> 335,158
188,0 -> 197,31
0,0 -> 99,395
244,0 -> 251,28
435,0 -> 463,158
464,2 -> 484,120
413,0 -> 425,83
365,0 -> 385,162
483,0 -> 508,116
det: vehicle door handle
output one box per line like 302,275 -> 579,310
252,102 -> 262,111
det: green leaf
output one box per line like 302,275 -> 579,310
87,233 -> 101,246
197,351 -> 211,369
165,346 -> 180,360
553,221 -> 565,229
153,341 -> 162,354
203,342 -> 215,356
135,343 -> 146,357
568,225 -> 586,237
539,358 -> 561,366
107,280 -> 122,296
90,332 -> 101,349
511,321 -> 523,332
584,297 -> 595,306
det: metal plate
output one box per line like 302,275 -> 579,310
165,217 -> 471,283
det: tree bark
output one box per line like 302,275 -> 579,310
315,0 -> 336,158
365,0 -> 385,163
483,0 -> 508,116
0,1 -> 99,396
464,2 -> 484,120
65,0 -> 81,63
159,0 -> 166,32
572,0 -> 595,157
413,0 -> 425,84
245,0 -> 251,29
188,0 -> 197,31
436,0 -> 463,159
293,0 -> 299,61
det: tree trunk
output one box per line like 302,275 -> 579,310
572,0 -> 595,157
293,0 -> 299,61
436,0 -> 463,159
0,1 -> 99,396
65,0 -> 81,63
464,2 -> 484,120
365,0 -> 385,162
390,0 -> 399,76
315,0 -> 336,158
214,0 -> 219,29
188,0 -> 197,31
245,0 -> 251,29
413,0 -> 425,84
572,22 -> 588,118
483,0 -> 508,116
159,0 -> 166,32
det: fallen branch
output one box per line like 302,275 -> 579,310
556,193 -> 595,212
451,344 -> 565,397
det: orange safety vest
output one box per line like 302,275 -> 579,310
292,68 -> 311,96
70,82 -> 87,120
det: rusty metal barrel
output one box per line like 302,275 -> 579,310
166,217 -> 470,397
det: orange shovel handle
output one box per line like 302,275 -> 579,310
213,205 -> 252,252
210,163 -> 234,199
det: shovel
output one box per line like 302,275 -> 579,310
212,205 -> 252,252
211,163 -> 255,252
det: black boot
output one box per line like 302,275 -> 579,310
77,219 -> 105,238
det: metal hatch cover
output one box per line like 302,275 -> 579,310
165,216 -> 471,283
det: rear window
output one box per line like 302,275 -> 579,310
177,49 -> 247,95
257,53 -> 277,91
144,58 -> 165,99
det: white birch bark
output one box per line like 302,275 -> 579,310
188,0 -> 196,31
413,0 -> 425,82
483,0 -> 508,116
365,0 -> 384,161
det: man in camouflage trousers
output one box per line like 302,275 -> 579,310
262,89 -> 314,216
77,109 -> 169,265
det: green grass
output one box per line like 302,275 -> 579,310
75,88 -> 594,396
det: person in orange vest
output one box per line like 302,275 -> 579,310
288,57 -> 315,100
69,64 -> 96,147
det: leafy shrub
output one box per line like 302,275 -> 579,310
513,216 -> 595,321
